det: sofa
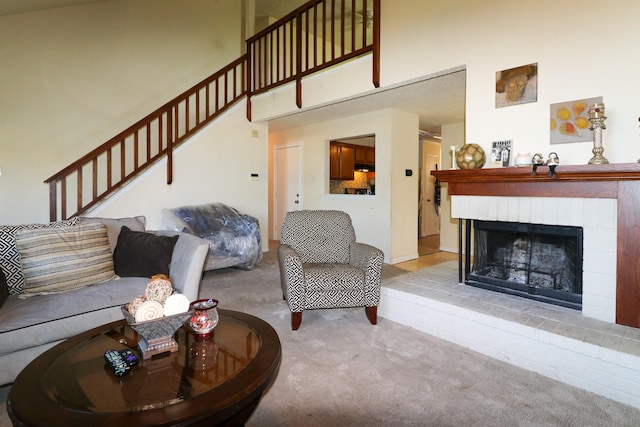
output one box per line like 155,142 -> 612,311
0,216 -> 209,386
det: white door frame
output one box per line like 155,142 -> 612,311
273,142 -> 302,240
420,152 -> 440,237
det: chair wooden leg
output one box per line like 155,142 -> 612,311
291,311 -> 302,330
365,306 -> 377,325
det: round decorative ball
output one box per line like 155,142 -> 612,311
456,144 -> 486,169
145,274 -> 173,305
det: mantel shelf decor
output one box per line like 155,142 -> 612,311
588,102 -> 609,164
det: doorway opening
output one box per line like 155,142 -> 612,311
419,138 -> 442,256
274,143 -> 301,241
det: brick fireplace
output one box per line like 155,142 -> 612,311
377,163 -> 640,409
454,195 -> 615,321
468,220 -> 584,310
433,163 -> 640,329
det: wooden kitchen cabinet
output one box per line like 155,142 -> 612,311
355,145 -> 375,165
330,142 -> 355,180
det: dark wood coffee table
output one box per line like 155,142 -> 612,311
7,309 -> 281,426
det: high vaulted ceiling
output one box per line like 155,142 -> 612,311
0,0 -> 106,15
0,0 -> 307,17
0,0 -> 466,136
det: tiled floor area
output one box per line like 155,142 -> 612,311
394,235 -> 458,272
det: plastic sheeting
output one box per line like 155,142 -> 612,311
161,203 -> 262,271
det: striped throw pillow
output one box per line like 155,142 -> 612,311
15,222 -> 116,296
0,218 -> 80,295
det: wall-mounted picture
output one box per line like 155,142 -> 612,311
495,63 -> 538,108
550,96 -> 602,144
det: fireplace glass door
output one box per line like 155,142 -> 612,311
469,221 -> 583,309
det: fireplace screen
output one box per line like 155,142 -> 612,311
469,221 -> 583,309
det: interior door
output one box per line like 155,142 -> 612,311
274,144 -> 301,240
420,154 -> 440,237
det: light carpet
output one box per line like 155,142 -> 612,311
2,251 -> 640,426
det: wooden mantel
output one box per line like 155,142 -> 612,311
432,163 -> 640,328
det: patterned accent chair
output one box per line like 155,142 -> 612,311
278,210 -> 384,330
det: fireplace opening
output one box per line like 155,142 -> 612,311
468,220 -> 583,310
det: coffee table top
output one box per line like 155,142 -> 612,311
8,309 -> 281,426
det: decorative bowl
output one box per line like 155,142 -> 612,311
121,305 -> 193,359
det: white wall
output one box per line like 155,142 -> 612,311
382,0 -> 640,165
0,0 -> 242,225
251,55 -> 376,122
269,108 -> 420,263
389,109 -> 419,263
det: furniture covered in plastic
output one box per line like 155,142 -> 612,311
161,203 -> 262,271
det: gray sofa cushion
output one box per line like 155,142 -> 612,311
0,277 -> 147,356
78,216 -> 146,252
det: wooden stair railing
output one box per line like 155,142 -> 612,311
246,0 -> 379,119
45,56 -> 246,221
45,0 -> 380,222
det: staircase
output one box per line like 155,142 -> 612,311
45,0 -> 380,222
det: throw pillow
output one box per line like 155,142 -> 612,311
113,226 -> 179,278
0,267 -> 8,308
0,218 -> 80,295
15,222 -> 116,296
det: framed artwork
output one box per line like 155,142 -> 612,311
491,140 -> 513,167
550,96 -> 602,144
495,63 -> 538,108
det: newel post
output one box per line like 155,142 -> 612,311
246,41 -> 253,122
166,107 -> 173,185
372,0 -> 380,88
48,181 -> 57,222
295,11 -> 303,109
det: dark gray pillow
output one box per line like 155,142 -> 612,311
113,226 -> 178,278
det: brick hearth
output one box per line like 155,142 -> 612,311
379,262 -> 640,409
378,164 -> 640,410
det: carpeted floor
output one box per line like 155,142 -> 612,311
2,250 -> 640,426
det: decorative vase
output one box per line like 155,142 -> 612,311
514,152 -> 533,166
456,144 -> 486,169
189,299 -> 219,339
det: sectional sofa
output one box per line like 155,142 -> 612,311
0,216 -> 209,386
